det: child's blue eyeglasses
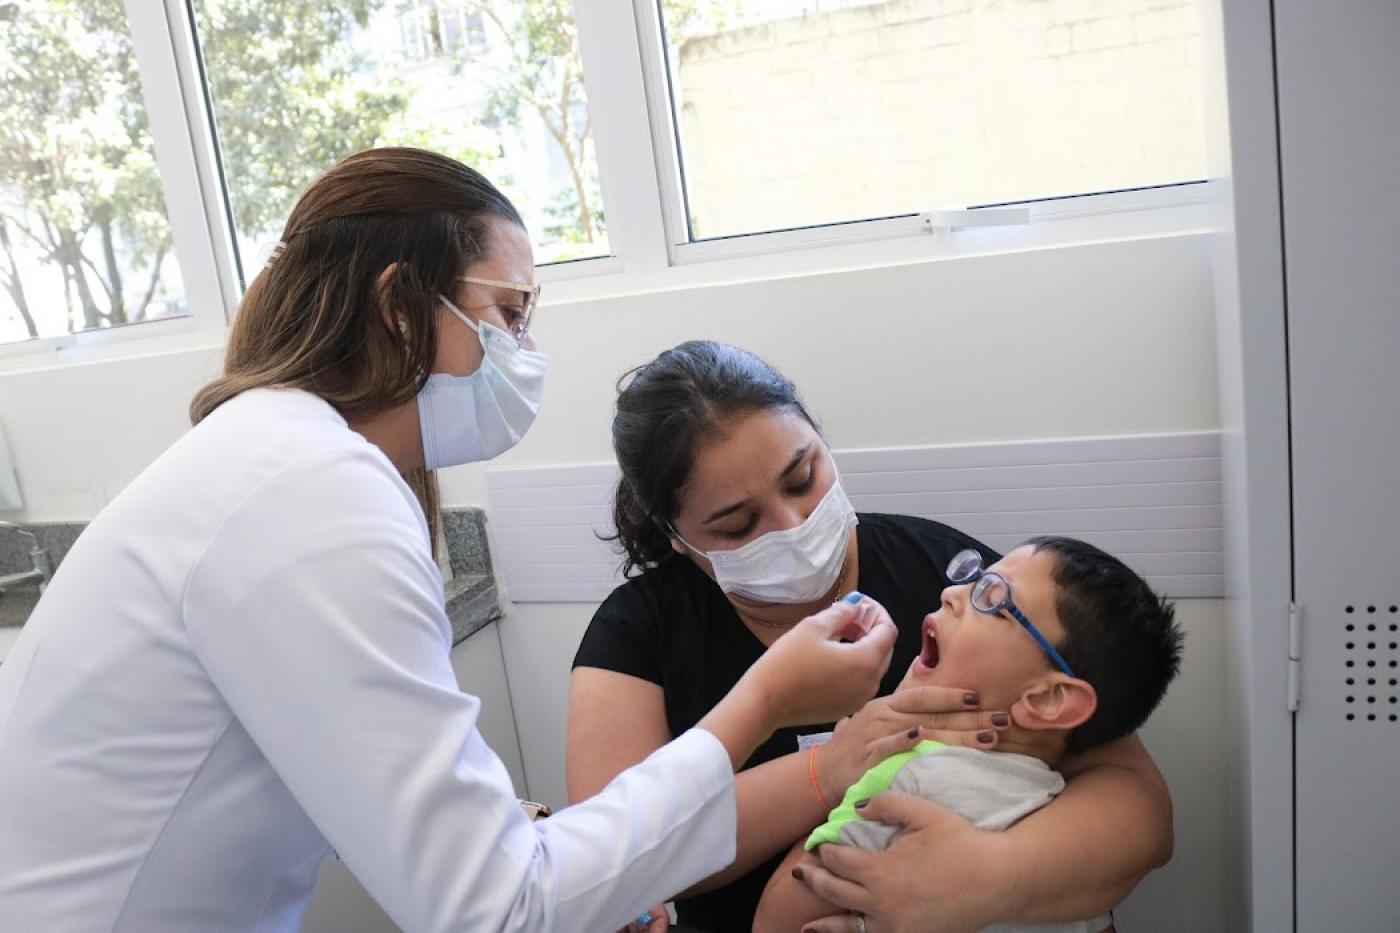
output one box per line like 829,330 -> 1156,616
946,549 -> 1076,678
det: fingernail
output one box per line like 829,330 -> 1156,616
792,866 -> 806,880
854,798 -> 870,810
842,591 -> 863,604
991,713 -> 1010,727
963,691 -> 980,706
977,730 -> 996,744
907,726 -> 920,739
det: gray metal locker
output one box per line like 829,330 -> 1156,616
1276,0 -> 1400,928
1212,0 -> 1400,927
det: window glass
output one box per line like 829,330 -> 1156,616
191,0 -> 607,273
661,0 -> 1207,239
0,0 -> 187,345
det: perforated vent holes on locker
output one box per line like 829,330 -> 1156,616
1343,604 -> 1400,722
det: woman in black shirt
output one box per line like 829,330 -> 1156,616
569,341 -> 1172,932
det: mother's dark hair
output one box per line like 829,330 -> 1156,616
609,341 -> 817,575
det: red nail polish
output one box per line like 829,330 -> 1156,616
977,730 -> 996,744
792,866 -> 805,881
964,691 -> 980,706
907,727 -> 919,739
991,713 -> 1010,727
854,798 -> 869,810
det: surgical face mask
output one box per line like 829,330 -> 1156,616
417,296 -> 549,469
673,481 -> 859,604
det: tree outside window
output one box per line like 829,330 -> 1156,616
0,0 -> 183,343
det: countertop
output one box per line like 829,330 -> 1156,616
0,577 -> 498,665
0,508 -> 501,663
0,588 -> 41,629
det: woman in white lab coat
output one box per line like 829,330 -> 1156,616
0,148 -> 901,933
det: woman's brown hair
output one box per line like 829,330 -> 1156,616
190,147 -> 523,545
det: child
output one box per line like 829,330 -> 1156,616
753,536 -> 1183,933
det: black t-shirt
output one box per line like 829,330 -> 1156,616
572,513 -> 996,931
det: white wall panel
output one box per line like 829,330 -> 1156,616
487,431 -> 1223,602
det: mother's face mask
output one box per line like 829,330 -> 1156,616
672,480 -> 858,604
416,295 -> 549,469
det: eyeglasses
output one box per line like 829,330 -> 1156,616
457,275 -> 540,342
945,548 -> 1076,677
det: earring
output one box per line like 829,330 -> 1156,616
397,319 -> 408,335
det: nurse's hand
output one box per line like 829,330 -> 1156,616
746,594 -> 899,728
812,688 -> 1009,804
698,594 -> 896,772
622,903 -> 668,933
796,792 -> 1008,933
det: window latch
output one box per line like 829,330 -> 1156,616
919,207 -> 1031,237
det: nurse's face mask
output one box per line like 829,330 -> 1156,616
416,289 -> 549,470
672,481 -> 858,604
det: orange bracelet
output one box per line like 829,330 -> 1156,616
808,745 -> 833,811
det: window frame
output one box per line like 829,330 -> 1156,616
0,0 -> 1211,364
625,0 -> 1209,267
0,0 -> 234,360
155,0 -> 246,314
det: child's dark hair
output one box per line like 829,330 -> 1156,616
1027,536 -> 1183,753
607,341 -> 817,575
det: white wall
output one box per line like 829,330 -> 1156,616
0,229 -> 1227,929
437,230 -> 1219,507
0,232 -> 1215,521
0,344 -> 223,521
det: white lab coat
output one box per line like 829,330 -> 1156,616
0,388 -> 736,932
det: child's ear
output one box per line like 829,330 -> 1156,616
1011,676 -> 1097,732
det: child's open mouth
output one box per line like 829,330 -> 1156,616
920,618 -> 940,669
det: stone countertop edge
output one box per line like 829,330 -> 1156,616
444,572 -> 501,645
0,509 -> 501,644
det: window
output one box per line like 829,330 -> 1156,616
2,0 -> 1211,358
190,0 -> 608,276
397,2 -> 488,60
658,0 -> 1207,240
0,0 -> 187,346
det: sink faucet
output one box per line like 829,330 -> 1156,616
0,521 -> 51,595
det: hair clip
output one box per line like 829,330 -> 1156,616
256,240 -> 288,271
